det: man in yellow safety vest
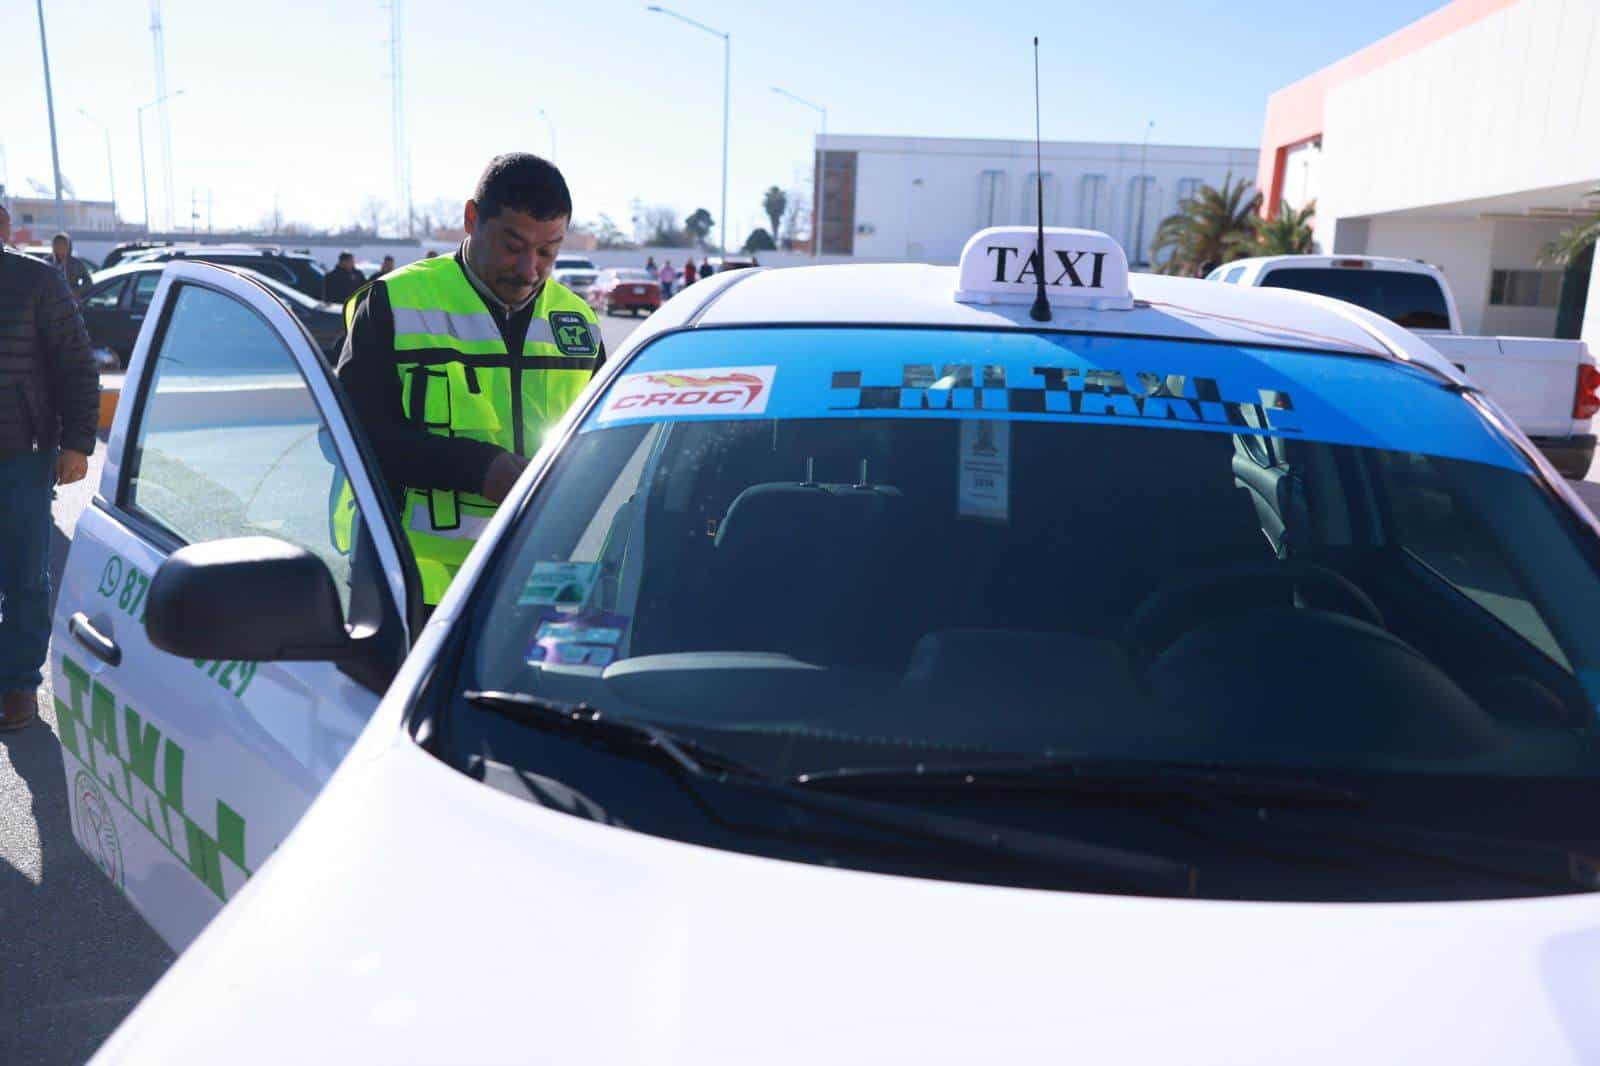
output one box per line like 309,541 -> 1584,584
335,153 -> 604,605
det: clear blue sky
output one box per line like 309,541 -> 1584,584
2,0 -> 1448,244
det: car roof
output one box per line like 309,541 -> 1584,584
680,263 -> 1463,380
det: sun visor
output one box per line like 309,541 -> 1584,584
954,226 -> 1134,311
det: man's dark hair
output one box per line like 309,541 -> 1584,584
338,250 -> 354,262
53,232 -> 71,246
474,153 -> 571,222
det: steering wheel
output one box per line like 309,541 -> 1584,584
1124,559 -> 1385,671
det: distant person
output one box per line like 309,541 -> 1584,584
424,249 -> 441,259
323,251 -> 367,305
700,258 -> 715,279
379,254 -> 396,276
645,255 -> 657,274
50,233 -> 92,302
0,206 -> 99,730
660,259 -> 675,298
683,258 -> 698,287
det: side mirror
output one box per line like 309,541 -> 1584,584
146,536 -> 352,662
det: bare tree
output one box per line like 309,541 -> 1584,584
358,195 -> 390,238
780,189 -> 808,249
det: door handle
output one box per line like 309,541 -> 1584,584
69,612 -> 122,667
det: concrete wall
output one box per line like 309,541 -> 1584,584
825,135 -> 1258,266
1319,0 -> 1600,221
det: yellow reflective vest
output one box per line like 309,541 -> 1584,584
343,255 -> 600,604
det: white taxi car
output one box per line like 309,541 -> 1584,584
55,229 -> 1600,1063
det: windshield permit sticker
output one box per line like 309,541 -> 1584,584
518,561 -> 600,607
527,609 -> 630,668
958,420 -> 1010,522
595,365 -> 776,424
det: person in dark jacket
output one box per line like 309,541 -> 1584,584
700,258 -> 715,279
0,204 -> 99,730
683,258 -> 698,286
51,233 -> 93,302
322,251 -> 367,305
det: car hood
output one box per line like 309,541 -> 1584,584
96,738 -> 1600,1065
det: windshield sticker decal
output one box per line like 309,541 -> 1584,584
596,365 -> 775,423
518,560 -> 601,607
958,420 -> 1010,522
57,652 -> 251,903
527,609 -> 631,668
589,329 -> 1525,471
829,364 -> 1300,433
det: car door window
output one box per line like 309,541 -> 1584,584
130,271 -> 162,313
125,282 -> 361,613
83,277 -> 129,311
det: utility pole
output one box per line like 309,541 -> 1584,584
1133,120 -> 1154,268
384,0 -> 414,238
648,6 -> 730,254
78,109 -> 117,227
35,0 -> 66,233
138,90 -> 181,235
150,0 -> 176,232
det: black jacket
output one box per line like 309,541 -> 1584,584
0,249 -> 98,458
323,267 -> 368,305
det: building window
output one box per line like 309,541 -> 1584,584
1021,172 -> 1056,226
977,170 -> 1007,229
1125,176 -> 1158,264
1489,270 -> 1563,308
1177,178 -> 1201,204
1079,174 -> 1107,229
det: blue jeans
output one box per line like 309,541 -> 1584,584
0,450 -> 55,691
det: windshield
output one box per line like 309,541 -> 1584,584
449,326 -> 1600,902
1259,267 -> 1453,330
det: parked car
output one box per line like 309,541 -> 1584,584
81,261 -> 344,364
101,240 -> 176,270
554,253 -> 597,272
132,244 -> 328,301
587,267 -> 661,316
552,268 -> 600,300
1209,254 -> 1599,478
55,232 -> 1600,1063
16,244 -> 100,285
704,254 -> 758,272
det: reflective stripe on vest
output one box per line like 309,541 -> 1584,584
366,256 -> 599,604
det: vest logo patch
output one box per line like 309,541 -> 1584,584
549,311 -> 596,357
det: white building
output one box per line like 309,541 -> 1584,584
1259,0 -> 1600,343
814,134 -> 1259,267
0,192 -> 118,243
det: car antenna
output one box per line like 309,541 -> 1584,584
1029,36 -> 1051,323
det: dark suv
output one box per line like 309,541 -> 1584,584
133,245 -> 327,300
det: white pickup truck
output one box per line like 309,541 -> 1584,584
1209,255 -> 1599,479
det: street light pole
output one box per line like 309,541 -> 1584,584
137,89 -> 182,235
771,87 -> 827,257
78,109 -> 117,226
34,0 -> 66,234
1133,119 -> 1154,268
538,108 -> 557,163
647,5 -> 729,254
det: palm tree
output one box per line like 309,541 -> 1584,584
762,187 -> 787,246
1542,189 -> 1600,266
1253,200 -> 1316,256
1150,175 -> 1262,276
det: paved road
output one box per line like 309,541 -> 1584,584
0,312 -> 643,1065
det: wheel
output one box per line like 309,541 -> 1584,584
1123,559 -> 1384,671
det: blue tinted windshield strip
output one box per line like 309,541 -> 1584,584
584,328 -> 1527,473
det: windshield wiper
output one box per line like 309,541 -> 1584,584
796,757 -> 1364,809
464,690 -> 1198,896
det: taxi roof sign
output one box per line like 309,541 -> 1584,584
954,226 -> 1135,312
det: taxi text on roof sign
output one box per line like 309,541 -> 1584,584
954,227 -> 1135,312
